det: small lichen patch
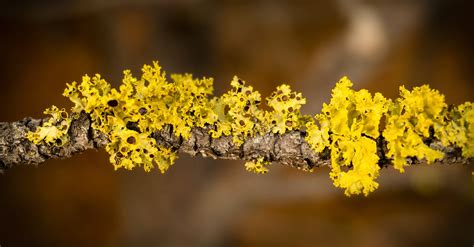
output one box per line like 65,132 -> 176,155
26,106 -> 71,146
245,157 -> 270,174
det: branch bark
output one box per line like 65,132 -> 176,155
0,112 -> 470,171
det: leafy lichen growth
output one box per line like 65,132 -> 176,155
27,61 -> 473,196
436,102 -> 474,157
383,85 -> 447,172
245,157 -> 270,174
26,106 -> 71,147
306,77 -> 389,196
61,62 -> 217,172
265,84 -> 309,134
210,76 -> 264,145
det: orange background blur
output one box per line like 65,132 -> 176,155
0,1 -> 473,246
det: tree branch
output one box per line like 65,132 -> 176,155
1,111 -> 470,172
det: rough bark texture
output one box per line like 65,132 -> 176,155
0,112 -> 471,171
0,112 -> 108,171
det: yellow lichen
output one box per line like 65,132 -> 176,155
27,61 -> 473,196
244,157 -> 270,174
305,115 -> 330,153
61,61 -> 214,172
383,85 -> 446,172
210,76 -> 265,145
332,137 -> 380,196
26,105 -> 71,146
309,77 -> 388,196
265,84 -> 308,134
436,102 -> 474,157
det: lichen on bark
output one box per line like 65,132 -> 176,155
1,61 -> 472,196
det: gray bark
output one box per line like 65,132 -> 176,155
0,111 -> 470,171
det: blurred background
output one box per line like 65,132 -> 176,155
0,0 -> 473,246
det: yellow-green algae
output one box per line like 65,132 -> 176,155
27,61 -> 473,196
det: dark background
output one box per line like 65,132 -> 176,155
0,0 -> 473,246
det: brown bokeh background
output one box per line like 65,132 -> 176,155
0,0 -> 473,246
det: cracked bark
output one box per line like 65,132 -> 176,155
0,111 -> 471,171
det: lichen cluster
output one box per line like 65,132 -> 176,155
306,77 -> 389,195
27,61 -> 473,196
383,85 -> 447,172
210,76 -> 265,145
61,62 -> 218,172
